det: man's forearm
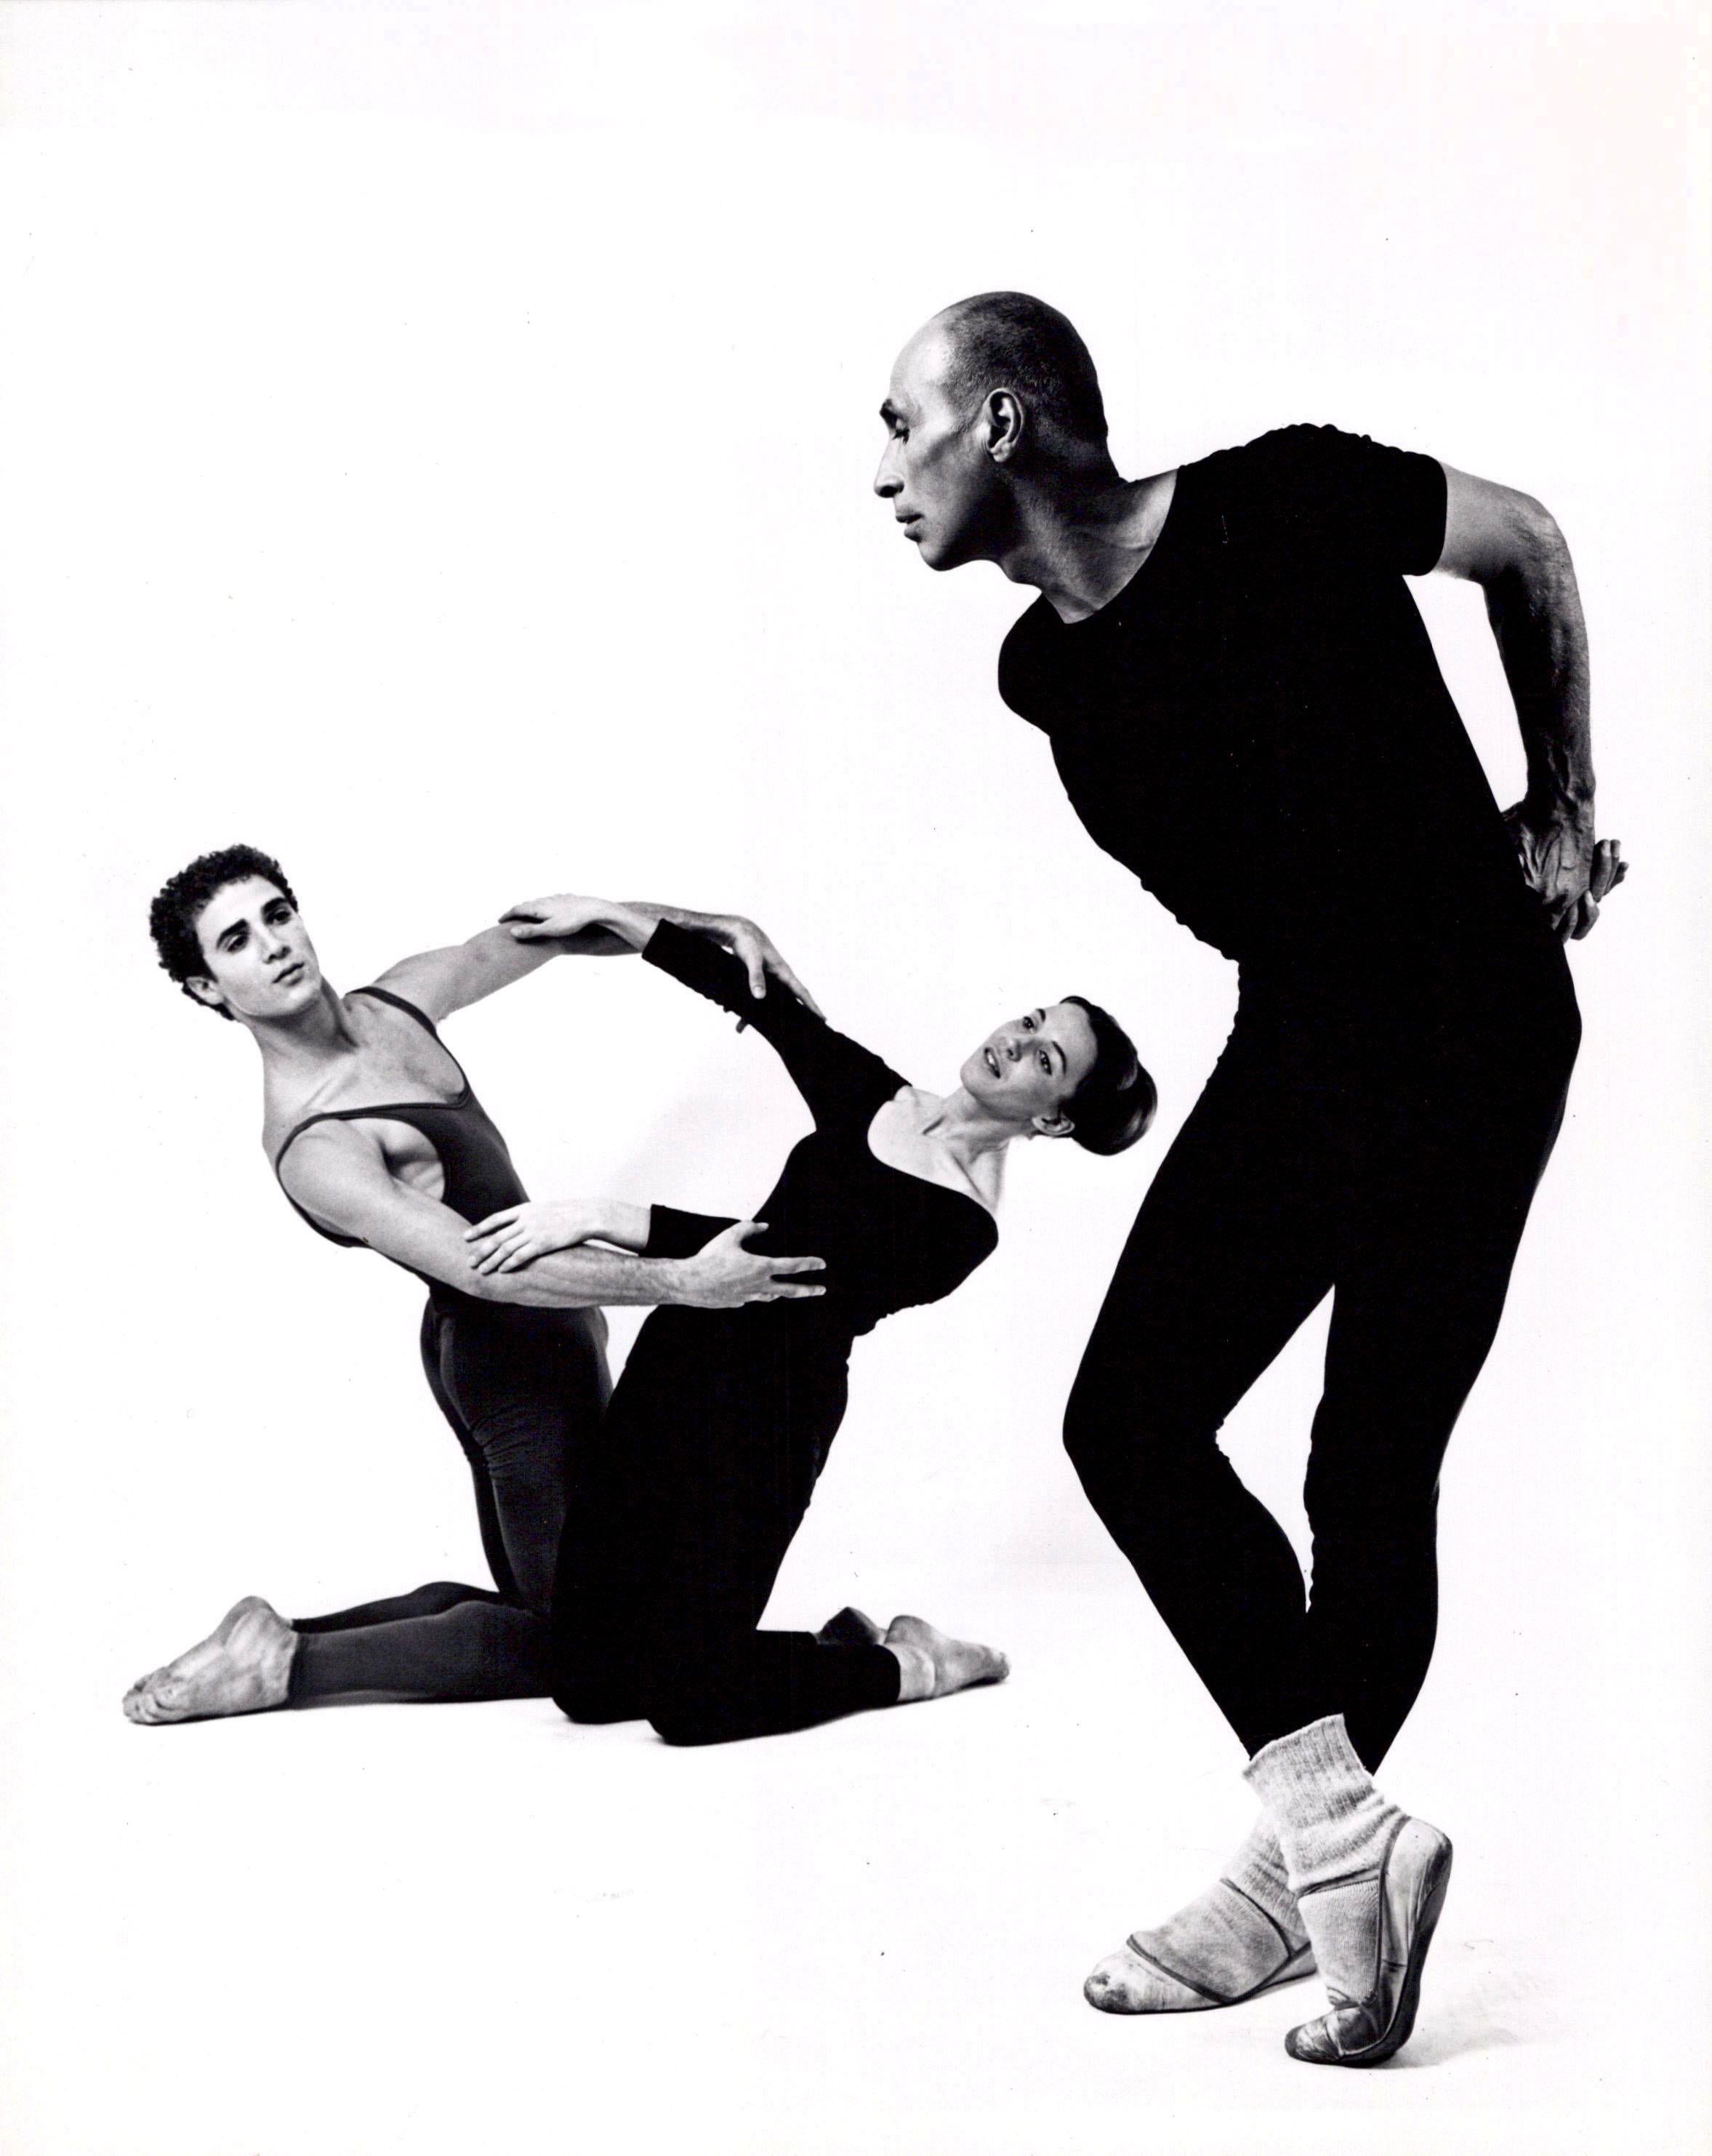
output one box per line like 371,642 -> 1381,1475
1483,525 -> 1594,817
476,1242 -> 692,1310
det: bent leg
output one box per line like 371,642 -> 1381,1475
1289,1025 -> 1579,1768
646,1346 -> 900,1744
556,1311 -> 907,1744
422,1302 -> 611,1614
1064,1030 -> 1338,1753
126,1306 -> 611,1722
282,1306 -> 610,1705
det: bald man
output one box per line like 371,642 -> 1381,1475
875,292 -> 1624,2067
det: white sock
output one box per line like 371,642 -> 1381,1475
1242,1714 -> 1404,1895
1084,1817 -> 1310,2014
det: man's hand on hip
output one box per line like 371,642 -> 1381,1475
1502,800 -> 1628,941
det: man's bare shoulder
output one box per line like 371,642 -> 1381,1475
270,1121 -> 411,1254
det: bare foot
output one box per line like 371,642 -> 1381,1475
816,1606 -> 885,1647
122,1597 -> 298,1724
883,1613 -> 1009,1704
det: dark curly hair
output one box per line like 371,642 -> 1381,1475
1059,995 -> 1157,1155
148,844 -> 298,1019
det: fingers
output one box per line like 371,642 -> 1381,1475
465,1206 -> 522,1241
769,1255 -> 827,1275
769,958 -> 824,1017
1570,894 -> 1600,940
730,928 -> 768,1000
499,901 -> 552,940
771,1281 -> 827,1299
467,1223 -> 535,1272
1589,840 -> 1628,902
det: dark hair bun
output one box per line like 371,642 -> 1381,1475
1061,995 -> 1157,1155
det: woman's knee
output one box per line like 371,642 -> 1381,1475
647,1702 -> 729,1747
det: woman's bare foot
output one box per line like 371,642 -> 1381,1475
816,1606 -> 885,1647
883,1613 -> 1009,1703
121,1597 -> 298,1724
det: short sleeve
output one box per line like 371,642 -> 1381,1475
1234,425 -> 1447,576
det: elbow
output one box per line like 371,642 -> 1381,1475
1482,497 -> 1576,620
1511,495 -> 1574,589
456,1265 -> 518,1306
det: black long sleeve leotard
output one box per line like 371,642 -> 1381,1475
552,920 -> 999,1744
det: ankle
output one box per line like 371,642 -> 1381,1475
1224,1817 -> 1304,1941
1243,1715 -> 1402,1892
887,1640 -> 935,1703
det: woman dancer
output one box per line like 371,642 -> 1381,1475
472,894 -> 1156,1745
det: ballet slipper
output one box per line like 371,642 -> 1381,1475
1284,1815 -> 1452,2066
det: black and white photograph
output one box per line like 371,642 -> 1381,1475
1,5 -> 1706,2152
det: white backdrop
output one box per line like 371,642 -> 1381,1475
1,7 -> 1707,2154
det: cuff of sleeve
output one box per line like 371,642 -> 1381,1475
639,918 -> 688,969
1402,451 -> 1448,574
643,1203 -> 710,1259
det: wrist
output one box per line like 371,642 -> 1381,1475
1523,783 -> 1594,827
599,901 -> 661,950
603,1200 -> 651,1253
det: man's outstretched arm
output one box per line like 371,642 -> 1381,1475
370,896 -> 820,1024
1434,464 -> 1624,939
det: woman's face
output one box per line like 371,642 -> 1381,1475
960,1003 -> 1098,1135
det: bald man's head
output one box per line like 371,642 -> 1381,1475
875,293 -> 1117,571
933,292 -> 1109,453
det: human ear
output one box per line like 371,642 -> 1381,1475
185,974 -> 227,1014
984,388 -> 1025,465
1031,1110 -> 1074,1140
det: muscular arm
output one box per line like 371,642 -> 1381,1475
278,1123 -> 821,1310
374,892 -> 822,1027
371,919 -> 635,1026
1435,464 -> 1620,939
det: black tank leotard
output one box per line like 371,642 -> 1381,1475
275,985 -> 536,1317
555,921 -> 999,1745
269,985 -> 611,1706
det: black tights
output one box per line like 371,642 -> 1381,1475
552,1306 -> 902,1744
288,1302 -> 610,1705
1063,960 -> 1580,1771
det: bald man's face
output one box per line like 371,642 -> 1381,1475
873,324 -> 1007,571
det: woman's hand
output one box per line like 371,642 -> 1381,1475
498,894 -> 649,953
501,893 -> 822,1013
465,1198 -> 642,1275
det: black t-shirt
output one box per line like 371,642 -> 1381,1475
997,425 -> 1541,995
